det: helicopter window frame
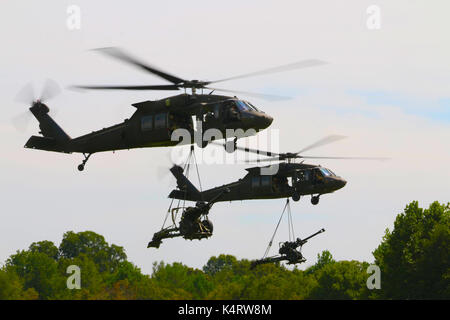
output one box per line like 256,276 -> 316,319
154,113 -> 167,129
141,115 -> 153,131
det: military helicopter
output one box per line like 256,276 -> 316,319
168,135 -> 388,205
18,47 -> 326,171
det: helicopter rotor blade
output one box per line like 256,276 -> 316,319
210,59 -> 327,84
12,79 -> 62,133
295,135 -> 347,155
92,47 -> 185,84
71,84 -> 181,91
14,82 -> 35,105
233,145 -> 280,157
299,156 -> 390,161
244,156 -> 282,163
206,87 -> 290,101
245,155 -> 390,163
156,151 -> 177,187
39,78 -> 61,102
236,135 -> 389,163
210,141 -> 281,157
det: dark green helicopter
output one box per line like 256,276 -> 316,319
168,135 -> 388,205
18,47 -> 326,171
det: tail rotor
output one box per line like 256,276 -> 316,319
12,79 -> 62,133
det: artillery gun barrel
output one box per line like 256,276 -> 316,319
300,228 -> 325,243
250,256 -> 285,269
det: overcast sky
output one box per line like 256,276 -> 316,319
1,0 -> 449,274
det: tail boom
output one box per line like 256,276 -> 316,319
25,102 -> 71,153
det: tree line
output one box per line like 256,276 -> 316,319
0,201 -> 448,299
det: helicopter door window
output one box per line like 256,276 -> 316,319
303,171 -> 310,181
261,176 -> 271,187
214,105 -> 220,119
225,101 -> 240,122
155,113 -> 167,129
313,169 -> 325,184
141,115 -> 153,131
251,177 -> 260,188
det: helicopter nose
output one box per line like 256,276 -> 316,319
263,114 -> 273,128
339,179 -> 347,189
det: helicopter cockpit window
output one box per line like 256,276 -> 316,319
141,115 -> 153,131
328,169 -> 337,176
236,100 -> 252,112
244,101 -> 259,112
319,168 -> 332,177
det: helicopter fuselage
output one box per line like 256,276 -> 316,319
169,162 -> 347,204
25,94 -> 273,156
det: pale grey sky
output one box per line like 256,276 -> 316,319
1,0 -> 449,274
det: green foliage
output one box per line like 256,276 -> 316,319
373,201 -> 450,299
29,241 -> 59,260
0,268 -> 38,300
305,250 -> 335,274
152,261 -> 213,299
203,254 -> 238,276
205,257 -> 317,299
59,231 -> 126,273
309,260 -> 370,299
5,247 -> 64,299
0,201 -> 448,300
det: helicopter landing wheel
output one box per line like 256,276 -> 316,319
77,153 -> 92,172
311,195 -> 320,205
292,192 -> 300,202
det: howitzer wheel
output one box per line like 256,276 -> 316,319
201,219 -> 213,233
